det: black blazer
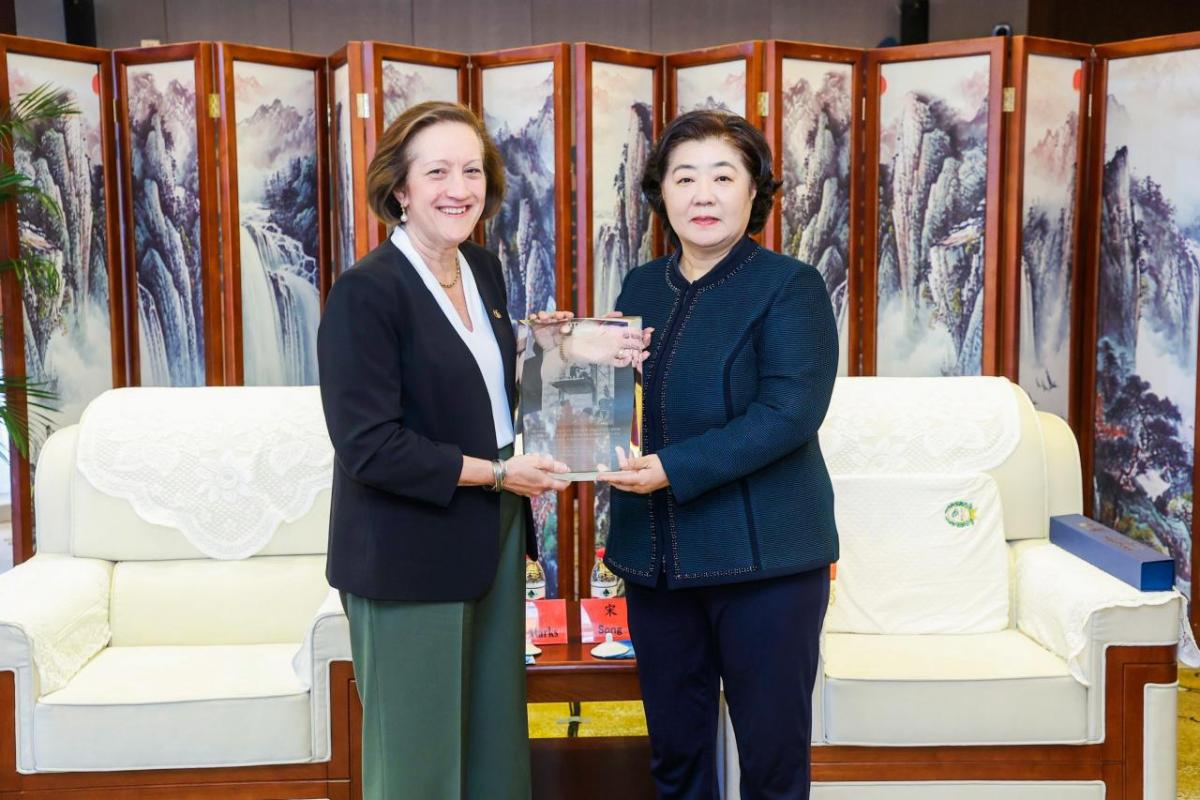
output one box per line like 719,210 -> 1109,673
317,238 -> 536,602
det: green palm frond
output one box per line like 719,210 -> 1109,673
0,83 -> 78,144
0,164 -> 59,214
0,375 -> 59,460
0,255 -> 61,297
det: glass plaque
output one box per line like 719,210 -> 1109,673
519,317 -> 642,481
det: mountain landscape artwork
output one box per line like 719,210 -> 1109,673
1018,55 -> 1082,418
6,53 -> 114,455
780,57 -> 853,376
381,60 -> 458,128
675,60 -> 745,115
589,60 -> 654,551
482,60 -> 560,586
875,55 -> 991,377
332,63 -> 353,274
127,58 -> 205,387
1093,47 -> 1200,601
232,60 -> 320,386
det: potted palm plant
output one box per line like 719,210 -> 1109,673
0,83 -> 76,460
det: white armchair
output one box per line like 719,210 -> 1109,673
0,387 -> 354,798
721,378 -> 1182,800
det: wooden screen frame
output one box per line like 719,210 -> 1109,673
665,41 -> 764,127
763,40 -> 866,376
327,43 -> 371,274
1078,30 -> 1200,638
215,42 -> 330,386
114,42 -> 223,389
861,37 -> 1007,377
1001,36 -> 1093,431
573,42 -> 664,597
471,43 -> 576,602
0,35 -> 126,565
361,42 -> 470,253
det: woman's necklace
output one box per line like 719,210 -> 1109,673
436,260 -> 460,290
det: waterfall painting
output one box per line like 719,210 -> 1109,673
590,62 -> 654,317
4,50 -> 117,456
1092,44 -> 1200,603
332,63 -> 354,274
874,54 -> 993,377
779,57 -> 854,376
124,57 -> 208,387
478,46 -> 569,594
1017,54 -> 1083,418
229,58 -> 321,386
381,60 -> 459,128
481,60 -> 559,323
675,59 -> 745,115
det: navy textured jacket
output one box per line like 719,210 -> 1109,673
606,236 -> 839,589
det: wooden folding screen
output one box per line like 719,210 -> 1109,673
573,43 -> 664,588
862,37 -> 1007,378
763,41 -> 865,376
215,43 -> 329,387
114,42 -> 222,389
666,41 -> 763,126
1080,31 -> 1200,630
0,36 -> 125,562
472,43 -> 574,598
1001,37 -> 1093,425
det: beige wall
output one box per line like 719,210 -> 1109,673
18,0 -> 1028,55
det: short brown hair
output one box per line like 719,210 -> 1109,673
366,101 -> 506,227
640,110 -> 781,248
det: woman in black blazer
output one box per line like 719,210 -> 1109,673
317,101 -> 570,800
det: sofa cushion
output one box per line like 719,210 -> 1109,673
109,555 -> 329,646
822,630 -> 1087,745
34,644 -> 310,771
826,474 -> 1009,634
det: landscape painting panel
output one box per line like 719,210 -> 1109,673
333,63 -> 354,274
382,60 -> 459,128
6,53 -> 114,457
1019,55 -> 1082,418
127,59 -> 205,387
781,57 -> 853,376
482,60 -> 560,590
676,59 -> 745,115
876,55 -> 991,377
1093,47 -> 1200,601
233,60 -> 320,386
590,61 -> 654,550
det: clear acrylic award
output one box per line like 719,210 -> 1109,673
518,317 -> 642,481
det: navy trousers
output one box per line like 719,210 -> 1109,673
626,566 -> 829,800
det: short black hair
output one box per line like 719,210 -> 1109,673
640,109 -> 781,248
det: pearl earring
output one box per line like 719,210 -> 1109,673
400,204 -> 408,224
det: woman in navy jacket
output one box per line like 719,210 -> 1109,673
599,110 -> 839,800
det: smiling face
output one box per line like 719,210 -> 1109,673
393,120 -> 486,251
661,136 -> 756,258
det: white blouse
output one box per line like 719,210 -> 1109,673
390,226 -> 514,449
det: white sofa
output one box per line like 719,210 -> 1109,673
722,377 -> 1182,799
0,386 -> 352,797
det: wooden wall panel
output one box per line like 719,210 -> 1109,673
164,0 -> 292,50
412,0 -> 531,53
290,0 -> 413,55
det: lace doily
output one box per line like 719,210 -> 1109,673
1015,542 -> 1196,685
76,387 -> 333,560
820,376 -> 1022,475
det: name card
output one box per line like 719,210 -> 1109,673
525,599 -> 568,645
580,597 -> 629,643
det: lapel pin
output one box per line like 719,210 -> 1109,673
492,309 -> 502,319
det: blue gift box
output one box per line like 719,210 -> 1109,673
1049,514 -> 1175,591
